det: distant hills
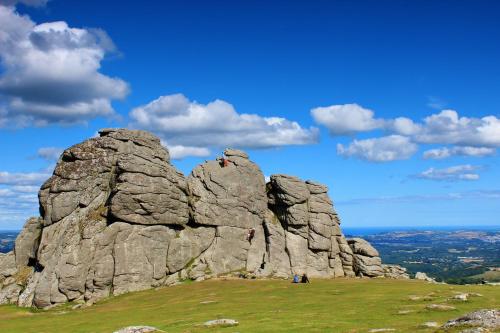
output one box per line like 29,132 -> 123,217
360,229 -> 500,284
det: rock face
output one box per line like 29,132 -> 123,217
347,238 -> 383,277
0,128 -> 395,308
266,175 -> 353,277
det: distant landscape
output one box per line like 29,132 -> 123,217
2,227 -> 498,285
345,227 -> 500,284
0,231 -> 16,253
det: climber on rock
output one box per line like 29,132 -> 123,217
220,151 -> 230,167
247,227 -> 256,242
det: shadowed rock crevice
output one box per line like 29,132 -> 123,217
0,128 -> 405,308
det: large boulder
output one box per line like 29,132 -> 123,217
382,264 -> 410,279
186,148 -> 268,274
14,217 -> 42,268
267,175 -> 352,277
187,148 -> 267,228
15,129 -> 192,307
348,238 -> 384,277
0,128 -> 391,308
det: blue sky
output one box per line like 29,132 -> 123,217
0,0 -> 499,229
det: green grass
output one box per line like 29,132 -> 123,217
0,278 -> 498,333
467,270 -> 500,283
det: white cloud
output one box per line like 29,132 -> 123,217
166,144 -> 211,160
311,103 -> 383,135
416,164 -> 481,181
337,135 -> 418,162
415,110 -> 500,147
0,170 -> 45,228
130,94 -> 319,156
0,170 -> 50,185
0,6 -> 129,126
423,146 -> 496,159
386,117 -> 421,136
37,146 -> 63,161
312,102 -> 500,164
0,184 -> 39,229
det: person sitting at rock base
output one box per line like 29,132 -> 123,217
292,274 -> 299,283
301,273 -> 310,283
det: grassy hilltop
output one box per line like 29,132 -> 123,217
0,279 -> 498,333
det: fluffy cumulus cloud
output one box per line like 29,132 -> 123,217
312,103 -> 499,162
163,143 -> 211,160
130,93 -> 319,158
423,146 -> 496,160
337,135 -> 418,162
310,103 -> 383,135
0,5 -> 128,126
415,110 -> 500,147
415,164 -> 481,181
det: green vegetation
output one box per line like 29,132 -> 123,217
363,230 -> 500,284
459,270 -> 500,284
0,279 -> 498,332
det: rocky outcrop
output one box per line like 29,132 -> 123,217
382,264 -> 410,279
347,238 -> 383,277
443,309 -> 499,330
266,175 -> 352,277
0,128 -> 398,309
415,271 -> 437,283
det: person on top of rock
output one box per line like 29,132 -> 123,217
219,152 -> 230,167
301,273 -> 310,283
292,274 -> 299,283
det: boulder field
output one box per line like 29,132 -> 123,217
0,129 -> 408,308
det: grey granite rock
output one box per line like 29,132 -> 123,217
444,309 -> 499,329
187,148 -> 267,228
14,217 -> 42,268
0,128 -> 391,308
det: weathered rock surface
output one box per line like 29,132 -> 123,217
14,217 -> 42,268
443,309 -> 499,329
113,326 -> 161,333
382,264 -> 410,279
187,148 -> 267,228
266,175 -> 350,277
204,318 -> 239,327
415,271 -> 436,282
347,238 -> 383,277
0,128 -> 397,308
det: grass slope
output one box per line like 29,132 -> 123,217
0,279 -> 498,333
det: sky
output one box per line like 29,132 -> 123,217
0,0 -> 499,230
